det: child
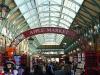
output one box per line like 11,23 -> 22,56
3,60 -> 18,75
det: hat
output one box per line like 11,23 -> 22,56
6,61 -> 15,65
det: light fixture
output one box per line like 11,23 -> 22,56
77,48 -> 80,51
73,50 -> 76,53
88,41 -> 92,46
0,3 -> 10,20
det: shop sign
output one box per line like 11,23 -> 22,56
10,27 -> 77,46
22,27 -> 77,38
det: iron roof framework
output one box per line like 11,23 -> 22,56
0,0 -> 99,53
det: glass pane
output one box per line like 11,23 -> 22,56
62,8 -> 69,14
36,0 -> 46,5
75,0 -> 84,4
27,18 -> 33,24
51,21 -> 57,25
50,13 -> 59,17
38,6 -> 49,12
51,18 -> 58,21
14,0 -> 25,6
53,0 -> 62,5
50,6 -> 60,11
56,34 -> 64,44
40,18 -> 49,22
29,23 -> 39,29
68,11 -> 75,18
19,4 -> 28,13
24,12 -> 30,19
35,34 -> 44,44
59,23 -> 69,29
66,17 -> 73,23
64,0 -> 73,7
27,2 -> 33,9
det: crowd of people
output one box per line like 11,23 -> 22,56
0,59 -> 84,75
30,61 -> 84,75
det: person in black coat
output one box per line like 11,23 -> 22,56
33,65 -> 45,75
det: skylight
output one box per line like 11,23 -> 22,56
14,0 -> 84,45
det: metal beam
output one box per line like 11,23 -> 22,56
80,13 -> 92,21
34,0 -> 45,41
49,1 -> 51,27
82,6 -> 98,23
0,20 -> 7,32
78,14 -> 92,26
84,5 -> 98,14
55,0 -> 65,43
57,0 -> 65,26
73,17 -> 88,27
92,0 -> 100,9
14,25 -> 29,36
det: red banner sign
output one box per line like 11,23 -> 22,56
22,27 -> 77,38
10,27 -> 77,46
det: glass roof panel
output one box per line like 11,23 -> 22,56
59,23 -> 69,29
50,13 -> 60,17
50,18 -> 58,21
30,23 -> 39,29
50,6 -> 61,11
35,34 -> 45,44
38,6 -> 49,12
19,4 -> 28,14
36,0 -> 46,5
14,0 -> 84,45
75,0 -> 84,4
14,0 -> 25,6
56,34 -> 64,44
64,0 -> 73,7
23,12 -> 30,19
52,0 -> 62,5
27,2 -> 33,9
40,13 -> 49,17
40,18 -> 49,22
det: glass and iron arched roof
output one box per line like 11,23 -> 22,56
14,0 -> 84,45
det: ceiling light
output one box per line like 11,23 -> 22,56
88,41 -> 92,46
77,48 -> 80,51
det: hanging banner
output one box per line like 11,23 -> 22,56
9,27 -> 90,51
10,27 -> 77,46
22,27 -> 77,38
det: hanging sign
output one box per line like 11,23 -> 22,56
10,27 -> 77,46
